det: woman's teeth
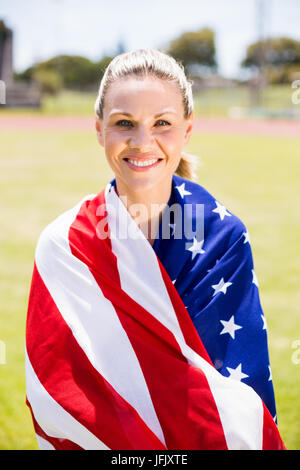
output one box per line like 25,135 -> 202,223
127,158 -> 159,167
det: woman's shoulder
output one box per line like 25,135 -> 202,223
172,174 -> 248,244
35,194 -> 96,260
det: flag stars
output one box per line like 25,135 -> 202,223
252,269 -> 259,287
268,365 -> 272,382
186,237 -> 205,260
212,201 -> 232,221
168,223 -> 176,237
243,231 -> 251,244
220,315 -> 243,339
207,259 -> 220,273
175,183 -> 192,199
212,277 -> 233,297
261,314 -> 267,331
226,363 -> 249,382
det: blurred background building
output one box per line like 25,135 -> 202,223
0,20 -> 41,107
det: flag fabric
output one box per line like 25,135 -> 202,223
25,175 -> 285,450
151,175 -> 277,420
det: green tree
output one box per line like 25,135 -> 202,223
242,36 -> 300,83
167,28 -> 217,75
15,54 -> 113,90
32,68 -> 62,95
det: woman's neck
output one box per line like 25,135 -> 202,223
115,178 -> 172,246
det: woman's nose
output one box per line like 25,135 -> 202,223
128,125 -> 155,148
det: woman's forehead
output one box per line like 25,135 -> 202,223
104,76 -> 183,114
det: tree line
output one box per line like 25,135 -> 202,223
13,27 -> 300,95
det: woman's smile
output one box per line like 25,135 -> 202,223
123,157 -> 163,171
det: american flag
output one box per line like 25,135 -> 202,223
25,174 -> 285,450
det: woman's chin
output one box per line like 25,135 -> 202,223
119,170 -> 170,193
126,177 -> 162,193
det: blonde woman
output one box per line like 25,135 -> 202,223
25,49 -> 284,450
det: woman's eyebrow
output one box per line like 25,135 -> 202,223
108,109 -> 177,118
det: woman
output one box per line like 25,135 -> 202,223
25,49 -> 285,450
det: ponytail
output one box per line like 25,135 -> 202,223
175,152 -> 199,181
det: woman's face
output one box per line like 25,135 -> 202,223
95,76 -> 194,194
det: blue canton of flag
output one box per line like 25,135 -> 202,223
150,174 -> 277,422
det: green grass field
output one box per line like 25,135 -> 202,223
0,119 -> 299,449
2,84 -> 298,118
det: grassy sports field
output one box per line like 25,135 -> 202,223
0,94 -> 299,449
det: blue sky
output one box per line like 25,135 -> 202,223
1,0 -> 300,78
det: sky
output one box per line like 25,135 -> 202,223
1,0 -> 300,79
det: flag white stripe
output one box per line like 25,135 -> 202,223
106,186 -> 188,344
36,435 -> 55,450
107,185 -> 263,450
25,349 -> 109,450
34,196 -> 166,447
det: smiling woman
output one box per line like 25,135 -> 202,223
94,72 -> 195,244
25,49 -> 285,450
95,75 -> 192,192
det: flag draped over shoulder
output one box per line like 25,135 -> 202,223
152,175 -> 277,419
25,175 -> 285,450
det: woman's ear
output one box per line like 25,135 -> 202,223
184,111 -> 194,146
95,115 -> 104,147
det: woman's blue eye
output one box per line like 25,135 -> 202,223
116,120 -> 132,127
115,119 -> 170,127
156,120 -> 170,126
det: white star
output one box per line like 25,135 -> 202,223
220,315 -> 243,339
168,223 -> 176,236
186,237 -> 205,260
226,363 -> 249,382
207,259 -> 220,273
176,183 -> 192,199
172,279 -> 177,284
268,365 -> 272,382
243,231 -> 251,244
252,269 -> 259,287
212,201 -> 232,221
212,277 -> 233,296
261,314 -> 267,330
105,182 -> 112,194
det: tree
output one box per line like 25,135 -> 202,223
242,36 -> 300,84
167,28 -> 217,76
32,69 -> 62,95
15,54 -> 113,90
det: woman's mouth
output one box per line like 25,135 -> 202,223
123,158 -> 162,171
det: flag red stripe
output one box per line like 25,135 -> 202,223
26,398 -> 83,450
68,192 -> 228,450
26,263 -> 166,450
262,405 -> 285,450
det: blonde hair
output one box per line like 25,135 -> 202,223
94,48 -> 198,181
